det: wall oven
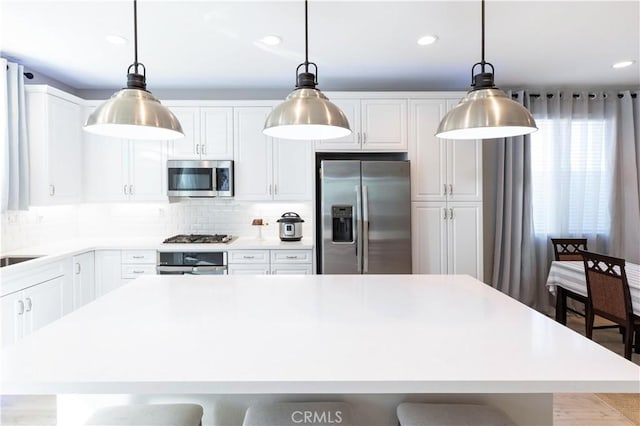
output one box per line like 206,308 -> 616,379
157,251 -> 228,275
167,160 -> 233,197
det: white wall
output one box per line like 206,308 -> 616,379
0,199 -> 313,252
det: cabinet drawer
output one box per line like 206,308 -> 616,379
121,264 -> 156,279
271,250 -> 312,264
122,250 -> 157,264
228,250 -> 270,264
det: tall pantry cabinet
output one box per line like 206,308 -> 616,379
409,97 -> 483,279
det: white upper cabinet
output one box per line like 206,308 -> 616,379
409,98 -> 482,202
26,86 -> 83,205
234,105 -> 313,201
167,106 -> 233,160
315,98 -> 407,151
83,107 -> 167,202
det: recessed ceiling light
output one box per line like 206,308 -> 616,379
259,34 -> 282,46
417,35 -> 438,46
106,35 -> 127,45
612,60 -> 635,69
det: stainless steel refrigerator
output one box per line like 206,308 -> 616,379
319,160 -> 411,274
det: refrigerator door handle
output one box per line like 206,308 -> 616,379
362,184 -> 369,273
355,185 -> 363,273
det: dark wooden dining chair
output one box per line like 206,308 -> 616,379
551,238 -> 588,261
581,250 -> 640,360
551,238 -> 589,323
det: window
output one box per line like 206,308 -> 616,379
530,118 -> 613,236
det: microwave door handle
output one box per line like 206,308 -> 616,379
212,166 -> 218,197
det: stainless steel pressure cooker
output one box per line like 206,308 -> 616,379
277,212 -> 304,241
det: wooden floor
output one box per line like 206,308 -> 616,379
1,313 -> 638,425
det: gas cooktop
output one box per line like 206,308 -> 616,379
163,234 -> 232,244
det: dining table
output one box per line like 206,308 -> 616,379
546,260 -> 640,323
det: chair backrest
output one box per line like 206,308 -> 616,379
580,250 -> 632,324
551,238 -> 588,261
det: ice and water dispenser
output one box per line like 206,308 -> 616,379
331,205 -> 354,243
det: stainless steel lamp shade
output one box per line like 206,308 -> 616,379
263,88 -> 351,140
436,88 -> 537,140
84,88 -> 183,140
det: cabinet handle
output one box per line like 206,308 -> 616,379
132,270 -> 145,274
443,184 -> 447,196
132,255 -> 144,259
443,208 -> 448,220
449,184 -> 453,195
49,184 -> 55,196
243,255 -> 255,259
274,184 -> 278,195
201,144 -> 206,155
363,132 -> 367,144
75,263 -> 81,274
285,256 -> 298,259
16,300 -> 24,315
196,144 -> 200,154
25,297 -> 33,312
450,208 -> 454,219
268,184 -> 272,195
357,132 -> 361,144
129,184 -> 134,195
124,184 -> 128,195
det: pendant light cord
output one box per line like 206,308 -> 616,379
480,0 -> 485,72
304,0 -> 309,72
133,0 -> 139,74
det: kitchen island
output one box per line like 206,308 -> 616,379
2,274 -> 639,425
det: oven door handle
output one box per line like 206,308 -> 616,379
156,265 -> 227,273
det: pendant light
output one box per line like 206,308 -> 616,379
436,0 -> 537,140
263,0 -> 351,140
84,0 -> 183,140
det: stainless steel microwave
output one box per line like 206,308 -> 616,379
167,160 -> 233,197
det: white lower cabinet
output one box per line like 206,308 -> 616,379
228,249 -> 313,275
72,251 -> 96,309
1,271 -> 64,347
412,202 -> 483,279
95,250 -> 125,298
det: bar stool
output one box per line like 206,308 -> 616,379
84,403 -> 204,426
397,403 -> 514,426
242,402 -> 354,426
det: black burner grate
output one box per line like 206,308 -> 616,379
163,234 -> 231,244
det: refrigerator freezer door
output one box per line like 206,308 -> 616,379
362,161 -> 412,273
321,161 -> 362,274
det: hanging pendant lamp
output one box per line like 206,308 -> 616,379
84,0 -> 183,140
436,0 -> 537,140
263,0 -> 350,140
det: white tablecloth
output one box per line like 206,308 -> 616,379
546,260 -> 640,316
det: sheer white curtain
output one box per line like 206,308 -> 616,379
1,58 -> 30,212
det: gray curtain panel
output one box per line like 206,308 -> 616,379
487,91 -> 541,309
1,58 -> 30,212
610,91 -> 640,263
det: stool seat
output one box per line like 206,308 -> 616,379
397,403 -> 514,426
243,402 -> 353,426
84,403 -> 203,426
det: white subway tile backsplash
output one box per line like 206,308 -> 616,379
1,199 -> 313,252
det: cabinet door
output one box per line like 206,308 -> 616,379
128,140 -> 167,201
409,100 -> 447,201
48,96 -> 83,203
447,203 -> 483,279
361,99 -> 407,151
201,107 -> 234,159
72,251 -> 96,309
445,100 -> 483,202
24,276 -> 63,336
411,202 -> 447,274
228,264 -> 270,275
1,291 -> 24,347
233,107 -> 273,200
270,264 -> 313,275
272,139 -> 313,200
168,106 -> 200,158
83,120 -> 129,202
313,98 -> 361,151
95,250 -> 125,297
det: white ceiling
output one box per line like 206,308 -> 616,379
1,0 -> 639,93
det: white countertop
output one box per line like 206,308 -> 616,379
2,274 -> 638,395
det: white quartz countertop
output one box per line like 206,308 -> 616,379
2,274 -> 639,395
